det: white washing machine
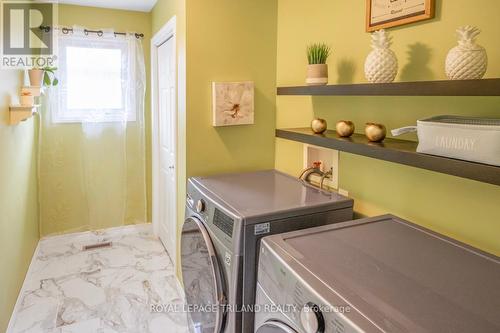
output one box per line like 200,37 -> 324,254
181,170 -> 354,333
255,214 -> 500,333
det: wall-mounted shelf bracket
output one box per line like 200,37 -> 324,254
9,105 -> 38,125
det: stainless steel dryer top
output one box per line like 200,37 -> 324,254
190,169 -> 352,224
259,214 -> 500,333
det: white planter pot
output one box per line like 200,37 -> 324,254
306,64 -> 328,86
20,95 -> 34,106
28,69 -> 44,87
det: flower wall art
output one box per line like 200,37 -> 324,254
212,81 -> 254,127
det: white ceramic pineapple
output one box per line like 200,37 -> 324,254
446,26 -> 487,80
364,29 -> 398,83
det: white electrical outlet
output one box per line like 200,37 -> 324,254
303,144 -> 339,190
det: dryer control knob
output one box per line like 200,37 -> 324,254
196,199 -> 206,213
300,302 -> 325,333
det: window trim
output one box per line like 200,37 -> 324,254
53,35 -> 137,124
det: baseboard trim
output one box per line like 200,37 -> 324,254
6,240 -> 41,332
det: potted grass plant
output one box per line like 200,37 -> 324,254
306,43 -> 331,86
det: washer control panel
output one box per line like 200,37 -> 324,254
213,208 -> 234,237
186,183 -> 238,251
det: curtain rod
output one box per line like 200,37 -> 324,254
39,26 -> 144,39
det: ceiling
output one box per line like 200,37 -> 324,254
57,0 -> 158,12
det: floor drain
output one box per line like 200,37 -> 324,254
83,241 -> 112,251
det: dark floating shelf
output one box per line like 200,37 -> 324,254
277,78 -> 500,96
276,128 -> 500,186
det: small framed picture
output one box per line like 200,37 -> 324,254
366,0 -> 435,32
212,81 -> 254,127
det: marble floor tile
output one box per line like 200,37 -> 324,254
8,224 -> 189,333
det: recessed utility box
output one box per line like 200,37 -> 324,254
303,144 -> 339,190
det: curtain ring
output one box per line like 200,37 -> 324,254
84,29 -> 89,36
62,27 -> 69,34
39,26 -> 50,33
97,30 -> 103,37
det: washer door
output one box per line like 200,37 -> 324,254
181,217 -> 226,333
256,320 -> 298,333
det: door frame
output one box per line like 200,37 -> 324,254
151,16 -> 177,268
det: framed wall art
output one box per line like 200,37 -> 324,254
212,81 -> 254,127
366,0 -> 435,32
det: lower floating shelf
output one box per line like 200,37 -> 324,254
276,128 -> 500,186
9,105 -> 38,125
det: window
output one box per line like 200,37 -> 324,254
55,36 -> 137,123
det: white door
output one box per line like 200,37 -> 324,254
157,36 -> 176,261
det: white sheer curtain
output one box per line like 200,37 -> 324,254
38,27 -> 147,235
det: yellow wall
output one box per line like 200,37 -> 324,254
37,5 -> 153,235
185,0 -> 277,177
152,0 -> 177,34
0,72 -> 39,331
275,0 -> 500,255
